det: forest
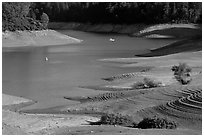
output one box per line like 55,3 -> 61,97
2,2 -> 202,31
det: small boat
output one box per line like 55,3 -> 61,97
109,38 -> 115,42
45,57 -> 49,61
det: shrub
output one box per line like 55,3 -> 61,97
143,78 -> 162,88
136,116 -> 177,129
131,81 -> 146,89
131,78 -> 162,89
88,113 -> 136,127
171,63 -> 192,85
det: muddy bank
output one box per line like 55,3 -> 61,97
48,22 -> 146,34
48,22 -> 201,39
2,30 -> 82,48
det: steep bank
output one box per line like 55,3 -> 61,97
2,30 -> 82,48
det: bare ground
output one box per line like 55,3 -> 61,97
2,94 -> 99,135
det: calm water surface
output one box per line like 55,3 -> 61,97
3,30 -> 175,109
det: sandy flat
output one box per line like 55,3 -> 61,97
2,94 -> 33,106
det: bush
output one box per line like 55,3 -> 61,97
131,81 -> 146,89
88,113 -> 136,127
136,116 -> 177,129
171,63 -> 192,85
131,78 -> 162,89
144,78 -> 162,88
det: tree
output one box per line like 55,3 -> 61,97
40,12 -> 49,29
3,2 -> 30,21
2,2 -> 47,31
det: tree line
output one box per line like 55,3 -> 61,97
2,2 -> 202,31
34,2 -> 202,24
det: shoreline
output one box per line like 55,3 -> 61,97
2,29 -> 82,48
2,92 -> 201,135
48,22 -> 201,39
3,23 -> 201,48
2,93 -> 100,135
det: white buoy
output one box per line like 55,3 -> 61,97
109,38 -> 115,42
45,57 -> 49,61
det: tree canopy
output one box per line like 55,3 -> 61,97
34,2 -> 202,24
2,2 -> 202,31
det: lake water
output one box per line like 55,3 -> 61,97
2,30 -> 175,109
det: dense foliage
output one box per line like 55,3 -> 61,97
88,113 -> 136,127
2,2 -> 202,31
34,2 -> 202,24
2,2 -> 49,31
171,63 -> 192,85
137,117 -> 177,129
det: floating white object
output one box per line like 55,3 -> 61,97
109,38 -> 115,42
45,57 -> 49,61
